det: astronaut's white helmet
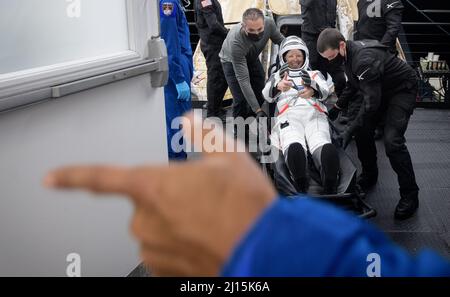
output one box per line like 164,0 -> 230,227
278,36 -> 310,71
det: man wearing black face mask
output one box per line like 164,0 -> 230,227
318,28 -> 419,220
220,8 -> 284,121
354,0 -> 404,140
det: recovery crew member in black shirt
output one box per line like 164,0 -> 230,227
318,28 -> 419,220
300,0 -> 346,96
355,0 -> 404,52
194,0 -> 229,119
354,0 -> 404,139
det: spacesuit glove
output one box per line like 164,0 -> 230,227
176,81 -> 191,101
299,69 -> 312,87
279,63 -> 289,77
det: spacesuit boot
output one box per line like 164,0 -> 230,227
286,143 -> 309,194
313,144 -> 340,195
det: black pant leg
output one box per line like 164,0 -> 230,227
384,96 -> 419,196
222,62 -> 251,119
302,32 -> 324,73
203,45 -> 228,117
354,109 -> 378,173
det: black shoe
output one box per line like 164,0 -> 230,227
356,169 -> 378,193
394,192 -> 419,220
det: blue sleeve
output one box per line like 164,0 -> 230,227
160,0 -> 186,84
221,197 -> 450,277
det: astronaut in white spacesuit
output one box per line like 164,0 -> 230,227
263,36 -> 340,194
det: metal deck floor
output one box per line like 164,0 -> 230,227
129,108 -> 450,276
362,108 -> 450,258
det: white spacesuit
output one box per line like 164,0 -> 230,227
262,36 -> 339,194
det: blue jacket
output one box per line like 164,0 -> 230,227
160,0 -> 193,85
222,197 -> 450,277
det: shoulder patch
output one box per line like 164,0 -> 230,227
201,0 -> 212,8
386,0 -> 402,10
357,67 -> 371,81
356,58 -> 382,82
160,1 -> 177,18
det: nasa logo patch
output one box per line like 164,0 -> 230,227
161,2 -> 175,17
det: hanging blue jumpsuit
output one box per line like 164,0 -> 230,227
160,0 -> 193,160
222,197 -> 450,276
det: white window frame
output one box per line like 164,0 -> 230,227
0,0 -> 161,111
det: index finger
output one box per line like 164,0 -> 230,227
44,165 -> 133,196
182,111 -> 246,156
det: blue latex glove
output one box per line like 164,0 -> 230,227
175,81 -> 191,101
